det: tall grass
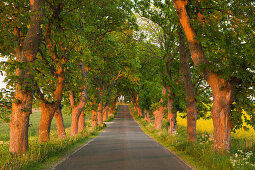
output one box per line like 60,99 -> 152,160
0,110 -> 115,169
130,105 -> 255,169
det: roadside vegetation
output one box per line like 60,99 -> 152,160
0,111 -> 115,169
130,104 -> 255,169
0,0 -> 254,169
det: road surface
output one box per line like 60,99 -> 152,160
54,105 -> 192,170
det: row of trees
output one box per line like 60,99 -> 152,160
131,0 -> 254,152
0,0 -> 140,154
0,0 -> 254,155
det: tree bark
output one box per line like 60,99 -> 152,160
173,0 -> 233,151
69,88 -> 86,136
55,107 -> 66,139
135,96 -> 143,117
9,0 -> 45,154
38,66 -> 66,142
212,87 -> 232,151
103,105 -> 108,121
166,87 -> 177,134
144,110 -> 151,123
179,30 -> 198,142
78,111 -> 85,133
153,106 -> 164,130
134,102 -> 142,117
69,61 -> 88,136
71,107 -> 81,136
108,107 -> 113,116
91,110 -> 97,127
97,102 -> 103,125
39,102 -> 55,143
154,87 -> 166,130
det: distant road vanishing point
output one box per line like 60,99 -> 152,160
54,105 -> 192,170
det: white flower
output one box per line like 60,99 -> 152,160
238,150 -> 243,154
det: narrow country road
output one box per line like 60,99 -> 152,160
54,105 -> 192,170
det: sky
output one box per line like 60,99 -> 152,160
0,58 -> 6,89
0,75 -> 5,89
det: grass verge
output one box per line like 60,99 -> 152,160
0,112 -> 115,169
129,105 -> 255,170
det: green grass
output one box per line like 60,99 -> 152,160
0,110 -> 116,169
0,111 -> 72,141
129,104 -> 255,170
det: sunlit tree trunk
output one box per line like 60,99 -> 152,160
38,65 -> 66,142
39,102 -> 55,143
173,0 -> 233,151
154,87 -> 166,130
55,107 -> 66,139
71,62 -> 88,135
97,102 -> 103,125
153,107 -> 164,130
144,110 -> 151,123
70,107 -> 80,136
136,96 -> 143,117
53,66 -> 66,139
103,105 -> 109,121
91,110 -> 97,127
9,0 -> 45,154
78,111 -> 85,133
70,62 -> 88,136
108,107 -> 113,116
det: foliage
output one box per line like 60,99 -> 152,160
185,0 -> 255,129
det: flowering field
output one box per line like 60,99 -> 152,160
177,116 -> 255,140
177,115 -> 255,168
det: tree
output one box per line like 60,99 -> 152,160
179,30 -> 198,142
34,0 -> 82,142
0,0 -> 45,154
135,1 -> 183,133
68,61 -> 88,136
172,0 -> 255,151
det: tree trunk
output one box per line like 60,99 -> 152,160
211,81 -> 233,151
78,111 -> 85,133
137,106 -> 142,117
9,107 -> 30,154
9,0 -> 45,154
173,0 -> 233,151
153,106 -> 164,130
141,109 -> 144,118
71,108 -> 80,136
55,107 -> 66,139
108,107 -> 113,116
133,105 -> 137,113
154,87 -> 167,130
39,102 -> 55,143
179,31 -> 198,142
91,110 -> 97,127
135,103 -> 142,117
69,61 -> 88,136
166,89 -> 177,134
144,110 -> 151,123
103,105 -> 108,121
97,102 -> 103,125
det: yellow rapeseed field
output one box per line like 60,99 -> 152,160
177,114 -> 255,140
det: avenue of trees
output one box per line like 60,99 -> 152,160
0,0 -> 254,154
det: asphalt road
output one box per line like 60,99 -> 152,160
54,105 -> 192,170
